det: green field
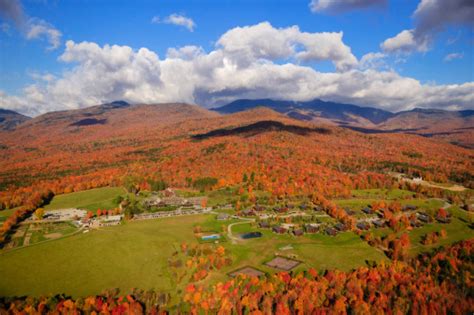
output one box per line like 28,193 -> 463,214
0,208 -> 17,222
0,214 -> 388,298
45,187 -> 125,211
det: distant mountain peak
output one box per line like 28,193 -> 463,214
0,108 -> 31,131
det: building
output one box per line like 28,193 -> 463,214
217,213 -> 230,221
344,208 -> 355,216
304,224 -> 319,233
418,213 -> 432,223
373,220 -> 385,228
292,229 -> 304,236
98,215 -> 123,227
356,222 -> 370,230
334,223 -> 346,231
325,227 -> 337,236
362,207 -> 374,214
402,205 -> 417,211
272,226 -> 287,234
241,209 -> 255,216
259,221 -> 270,228
436,216 -> 451,224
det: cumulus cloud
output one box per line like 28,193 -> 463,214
381,29 -> 430,54
382,0 -> 474,54
26,18 -> 62,50
358,52 -> 388,70
444,52 -> 464,62
217,22 -> 358,72
151,13 -> 195,31
1,22 -> 473,116
309,0 -> 386,14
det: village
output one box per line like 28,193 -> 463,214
7,185 -> 455,252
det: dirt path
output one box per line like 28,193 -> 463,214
227,218 -> 255,244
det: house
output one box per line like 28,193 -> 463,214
362,207 -> 374,214
163,188 -> 175,197
161,196 -> 185,206
418,213 -> 432,223
217,213 -> 230,221
325,227 -> 337,236
402,205 -> 417,211
334,223 -> 346,231
314,206 -> 323,212
274,207 -> 288,213
462,204 -> 473,212
373,220 -> 385,228
356,222 -> 370,230
344,208 -> 355,216
259,221 -> 270,228
254,205 -> 266,212
184,197 -> 207,206
436,216 -> 451,224
272,226 -> 287,234
304,224 -> 319,233
99,215 -> 123,227
292,229 -> 304,236
241,209 -> 255,216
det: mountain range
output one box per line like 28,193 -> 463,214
1,98 -> 473,148
214,99 -> 474,148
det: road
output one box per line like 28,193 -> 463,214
227,217 -> 255,244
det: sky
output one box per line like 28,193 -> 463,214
0,0 -> 473,116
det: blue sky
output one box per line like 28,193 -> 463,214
0,0 -> 473,115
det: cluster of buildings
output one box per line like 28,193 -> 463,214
133,207 -> 212,220
26,208 -> 124,228
143,189 -> 206,209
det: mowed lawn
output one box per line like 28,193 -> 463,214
0,213 -> 388,298
45,187 -> 125,211
201,217 -> 387,282
0,215 -> 209,297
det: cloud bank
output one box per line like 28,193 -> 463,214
382,0 -> 474,54
1,21 -> 473,116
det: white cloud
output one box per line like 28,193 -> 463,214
381,29 -> 430,54
151,13 -> 195,32
26,18 -> 62,50
217,22 -> 358,72
358,52 -> 388,70
1,22 -> 473,116
381,0 -> 474,55
310,0 -> 386,13
444,52 -> 464,62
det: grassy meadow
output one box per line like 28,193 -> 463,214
44,187 -> 125,211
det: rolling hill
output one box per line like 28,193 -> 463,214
0,101 -> 472,202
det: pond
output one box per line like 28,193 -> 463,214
240,231 -> 263,239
